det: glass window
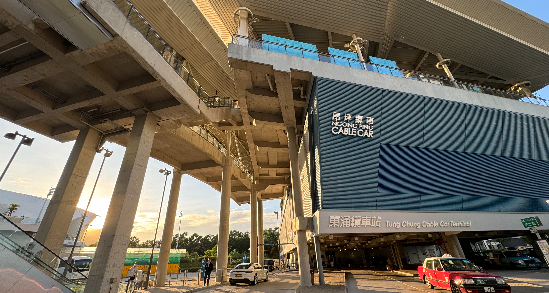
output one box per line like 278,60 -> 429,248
440,259 -> 480,271
433,260 -> 443,270
234,264 -> 252,270
425,260 -> 433,270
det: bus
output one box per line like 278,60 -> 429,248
60,247 -> 186,277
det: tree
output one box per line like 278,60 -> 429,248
263,228 -> 279,259
7,203 -> 20,216
88,242 -> 98,247
128,236 -> 140,248
204,245 -> 217,257
228,230 -> 250,254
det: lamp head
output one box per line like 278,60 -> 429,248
104,150 -> 113,157
159,169 -> 165,173
22,137 -> 34,146
4,133 -> 16,140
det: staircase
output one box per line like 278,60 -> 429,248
0,213 -> 87,293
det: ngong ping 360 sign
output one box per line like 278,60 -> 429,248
331,112 -> 374,137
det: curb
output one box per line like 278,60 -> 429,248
390,271 -> 416,277
185,283 -> 224,293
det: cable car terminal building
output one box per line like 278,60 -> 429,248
3,0 -> 549,290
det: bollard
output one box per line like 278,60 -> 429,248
310,269 -> 314,285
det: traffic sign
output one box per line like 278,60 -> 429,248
521,217 -> 540,228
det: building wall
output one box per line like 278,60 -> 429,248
311,77 -> 549,212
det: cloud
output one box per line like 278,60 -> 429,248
206,209 -> 215,214
182,213 -> 219,227
8,177 -> 32,188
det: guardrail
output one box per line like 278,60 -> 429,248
232,35 -> 548,107
0,213 -> 87,292
189,125 -> 253,181
112,0 -> 236,108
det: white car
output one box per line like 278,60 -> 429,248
229,263 -> 268,285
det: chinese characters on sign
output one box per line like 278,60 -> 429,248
331,112 -> 374,137
329,215 -> 381,228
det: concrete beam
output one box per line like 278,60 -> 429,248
273,71 -> 297,128
285,22 -> 295,40
258,162 -> 290,170
234,69 -> 259,177
376,33 -> 394,59
414,51 -> 429,71
248,111 -> 284,125
255,141 -> 288,150
260,192 -> 284,200
232,185 -> 250,192
180,160 -> 219,172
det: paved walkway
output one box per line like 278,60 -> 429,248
136,271 -> 300,293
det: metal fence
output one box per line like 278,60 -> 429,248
112,0 -> 236,108
232,35 -> 548,107
189,126 -> 253,181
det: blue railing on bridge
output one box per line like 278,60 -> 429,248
232,35 -> 548,107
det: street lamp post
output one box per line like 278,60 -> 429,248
65,149 -> 113,275
1,131 -> 34,182
36,187 -> 55,224
145,168 -> 171,289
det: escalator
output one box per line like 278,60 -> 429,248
0,213 -> 87,293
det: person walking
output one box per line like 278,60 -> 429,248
204,258 -> 214,286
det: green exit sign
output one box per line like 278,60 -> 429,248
521,217 -> 540,228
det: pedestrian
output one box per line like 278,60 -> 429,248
126,263 -> 138,291
204,258 -> 214,286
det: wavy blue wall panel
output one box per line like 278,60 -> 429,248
535,118 -> 549,161
465,106 -> 502,156
311,77 -> 549,212
315,78 -> 383,209
380,91 -> 424,147
423,98 -> 467,151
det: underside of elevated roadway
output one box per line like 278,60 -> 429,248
0,0 -> 264,203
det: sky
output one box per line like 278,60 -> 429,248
0,122 -> 281,240
0,0 -> 548,241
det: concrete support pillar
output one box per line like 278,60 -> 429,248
216,131 -> 232,282
435,53 -> 458,87
250,185 -> 258,264
442,233 -> 464,258
258,199 -> 264,265
84,113 -> 157,293
35,127 -> 101,255
238,9 -> 249,37
156,170 -> 183,287
450,234 -> 465,258
287,126 -> 312,287
313,236 -> 324,285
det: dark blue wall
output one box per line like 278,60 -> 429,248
311,77 -> 549,212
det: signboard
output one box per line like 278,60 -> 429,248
331,112 -> 374,137
521,217 -> 540,228
314,210 -> 549,234
536,240 -> 549,266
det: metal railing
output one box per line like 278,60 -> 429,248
112,0 -> 237,108
189,125 -> 254,181
0,213 -> 87,292
232,35 -> 548,107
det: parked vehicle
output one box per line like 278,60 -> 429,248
499,250 -> 542,269
229,263 -> 268,285
418,257 -> 511,293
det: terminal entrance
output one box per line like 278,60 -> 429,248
305,230 -> 547,272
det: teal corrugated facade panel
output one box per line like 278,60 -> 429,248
310,77 -> 549,212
